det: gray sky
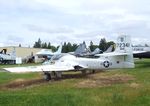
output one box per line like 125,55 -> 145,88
0,0 -> 150,47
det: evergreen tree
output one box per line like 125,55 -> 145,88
67,42 -> 72,52
62,42 -> 67,53
83,41 -> 86,45
32,38 -> 114,53
41,42 -> 47,48
99,38 -> 107,51
89,41 -> 94,51
33,38 -> 41,48
72,43 -> 78,51
19,44 -> 21,47
47,42 -> 51,49
51,45 -> 57,52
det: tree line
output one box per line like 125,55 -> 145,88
33,38 -> 115,53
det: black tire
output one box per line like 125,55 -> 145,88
44,73 -> 51,81
92,70 -> 95,74
81,71 -> 86,75
0,58 -> 3,64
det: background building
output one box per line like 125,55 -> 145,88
0,46 -> 52,63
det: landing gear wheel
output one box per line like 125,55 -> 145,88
81,71 -> 86,76
44,73 -> 51,81
55,72 -> 62,79
92,70 -> 95,74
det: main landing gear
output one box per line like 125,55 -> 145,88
43,71 -> 62,81
43,72 -> 51,81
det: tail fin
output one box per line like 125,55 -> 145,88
91,48 -> 101,55
115,35 -> 132,53
55,43 -> 62,54
74,43 -> 87,55
115,35 -> 134,67
104,45 -> 113,53
95,35 -> 134,68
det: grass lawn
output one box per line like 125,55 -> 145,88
0,59 -> 150,106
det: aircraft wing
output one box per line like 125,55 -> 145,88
3,64 -> 75,73
3,62 -> 88,73
95,52 -> 130,57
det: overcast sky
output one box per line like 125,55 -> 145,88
0,0 -> 150,47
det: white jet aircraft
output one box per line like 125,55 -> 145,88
36,44 -> 62,58
4,35 -> 135,80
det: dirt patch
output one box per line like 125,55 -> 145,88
76,74 -> 135,88
0,72 -> 135,89
129,83 -> 141,89
3,78 -> 47,89
12,78 -> 26,82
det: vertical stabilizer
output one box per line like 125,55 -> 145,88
104,45 -> 113,53
115,35 -> 134,68
55,43 -> 62,54
74,43 -> 87,55
91,48 -> 101,55
115,35 -> 132,53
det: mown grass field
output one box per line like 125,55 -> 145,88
0,59 -> 150,106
